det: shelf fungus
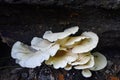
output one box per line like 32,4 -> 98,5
11,38 -> 60,68
11,26 -> 107,78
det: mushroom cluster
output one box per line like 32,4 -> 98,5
11,26 -> 107,78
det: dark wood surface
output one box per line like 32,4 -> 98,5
0,4 -> 120,80
0,0 -> 120,9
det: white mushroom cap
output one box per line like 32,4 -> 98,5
71,52 -> 91,65
11,41 -> 34,59
74,55 -> 94,69
65,36 -> 89,46
47,44 -> 60,57
81,69 -> 92,78
11,41 -> 59,68
72,32 -> 99,53
55,37 -> 70,48
45,50 -> 78,69
90,52 -> 107,71
43,26 -> 79,42
31,37 -> 54,51
31,37 -> 59,56
11,41 -> 42,68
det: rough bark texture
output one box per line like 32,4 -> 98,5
0,4 -> 120,80
1,0 -> 120,9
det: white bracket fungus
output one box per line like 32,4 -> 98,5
65,36 -> 89,46
45,50 -> 78,69
71,52 -> 91,65
43,26 -> 79,42
11,38 -> 59,68
31,37 -> 54,51
72,32 -> 99,53
11,26 -> 107,78
90,52 -> 107,71
74,55 -> 95,69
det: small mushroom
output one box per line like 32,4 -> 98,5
81,69 -> 92,78
45,50 -> 78,69
11,41 -> 59,68
90,52 -> 107,71
43,26 -> 79,42
72,32 -> 99,53
74,55 -> 94,69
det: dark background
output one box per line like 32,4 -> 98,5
0,1 -> 120,80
